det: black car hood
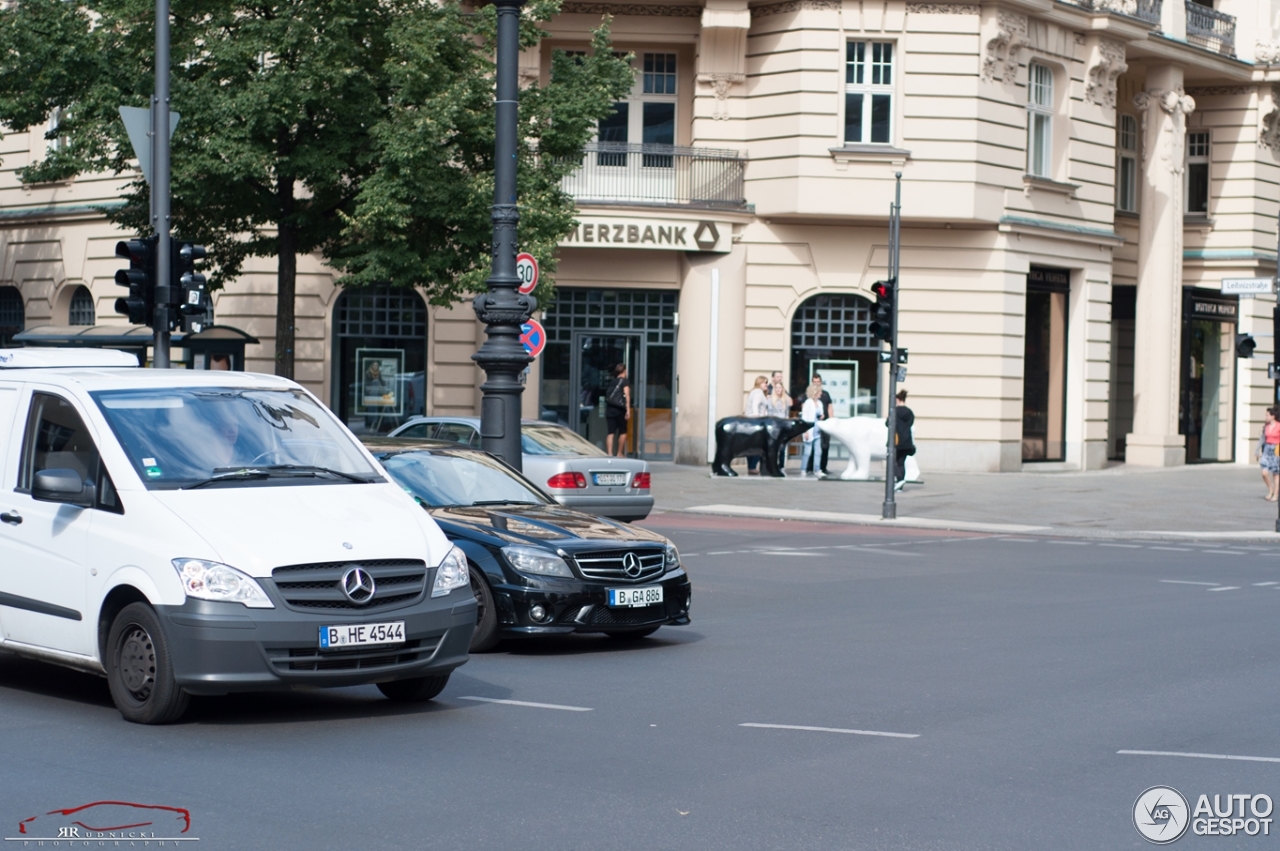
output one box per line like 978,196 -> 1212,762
428,504 -> 667,548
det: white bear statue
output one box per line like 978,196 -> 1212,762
815,416 -> 922,482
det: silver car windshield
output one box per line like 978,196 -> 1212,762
93,388 -> 381,489
520,424 -> 605,457
381,449 -> 550,508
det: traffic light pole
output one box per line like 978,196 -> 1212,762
882,173 -> 902,520
151,0 -> 172,369
472,0 -> 535,472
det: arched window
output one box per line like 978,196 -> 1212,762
332,286 -> 427,435
789,293 -> 880,416
0,286 -> 23,347
68,286 -> 95,325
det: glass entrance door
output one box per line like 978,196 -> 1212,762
1182,318 -> 1235,462
570,333 -> 644,455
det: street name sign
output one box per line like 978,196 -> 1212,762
1221,277 -> 1274,296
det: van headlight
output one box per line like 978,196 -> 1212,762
172,559 -> 274,608
502,545 -> 573,578
431,546 -> 470,597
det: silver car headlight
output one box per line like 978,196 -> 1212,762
172,558 -> 274,608
664,543 -> 681,570
432,546 -> 470,598
503,545 -> 573,578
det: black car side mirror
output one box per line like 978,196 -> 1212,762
32,468 -> 92,506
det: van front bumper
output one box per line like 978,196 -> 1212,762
155,592 -> 476,696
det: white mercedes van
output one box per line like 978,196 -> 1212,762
0,349 -> 475,724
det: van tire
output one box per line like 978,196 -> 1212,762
469,565 -> 499,653
106,603 -> 190,724
377,673 -> 450,702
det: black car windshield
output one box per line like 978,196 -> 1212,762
520,424 -> 606,457
93,387 -> 381,489
381,449 -> 550,508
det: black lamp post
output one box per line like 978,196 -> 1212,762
473,0 -> 535,472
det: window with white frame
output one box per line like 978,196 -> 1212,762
597,52 -> 678,167
844,42 -> 894,145
1186,131 -> 1210,214
46,107 -> 68,153
1026,64 -> 1054,178
1116,114 -> 1138,213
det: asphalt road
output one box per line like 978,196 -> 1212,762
4,514 -> 1280,849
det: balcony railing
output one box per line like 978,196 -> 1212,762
559,143 -> 747,210
1057,0 -> 1160,24
1185,0 -> 1235,55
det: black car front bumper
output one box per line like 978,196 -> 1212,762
491,569 -> 691,636
155,589 -> 475,695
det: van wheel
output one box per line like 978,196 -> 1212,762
377,673 -> 450,702
106,603 -> 190,724
469,565 -> 499,653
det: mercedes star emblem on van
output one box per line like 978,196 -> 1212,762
341,567 -> 376,604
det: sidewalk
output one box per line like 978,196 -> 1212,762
647,458 -> 1280,540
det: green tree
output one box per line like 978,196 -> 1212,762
0,0 -> 631,377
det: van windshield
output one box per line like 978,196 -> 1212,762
92,387 -> 381,489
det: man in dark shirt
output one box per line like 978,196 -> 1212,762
892,389 -> 916,489
812,374 -> 834,477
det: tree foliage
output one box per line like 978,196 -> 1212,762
0,0 -> 632,375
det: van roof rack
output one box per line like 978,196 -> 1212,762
0,349 -> 139,369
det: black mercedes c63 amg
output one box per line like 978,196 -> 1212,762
363,439 -> 691,651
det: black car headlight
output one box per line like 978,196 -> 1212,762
503,545 -> 574,578
664,543 -> 681,570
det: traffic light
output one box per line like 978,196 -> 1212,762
870,278 -> 895,342
1236,333 -> 1257,359
173,241 -> 208,332
114,236 -> 158,325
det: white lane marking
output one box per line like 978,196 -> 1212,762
1119,749 -> 1280,764
1208,586 -> 1241,591
753,551 -> 824,557
740,722 -> 919,739
999,538 -> 1036,542
833,546 -> 922,557
1159,580 -> 1221,586
1254,581 -> 1278,586
1149,547 -> 1188,552
1204,550 -> 1246,556
459,696 -> 593,712
1048,540 -> 1090,545
707,551 -> 735,555
1099,543 -> 1143,549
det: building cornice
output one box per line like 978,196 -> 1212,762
0,201 -> 124,223
560,2 -> 702,16
998,215 -> 1125,244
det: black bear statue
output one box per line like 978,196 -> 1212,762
711,416 -> 812,477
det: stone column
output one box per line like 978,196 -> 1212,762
1126,65 -> 1194,467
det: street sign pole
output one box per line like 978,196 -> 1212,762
152,0 -> 172,369
882,172 -> 902,520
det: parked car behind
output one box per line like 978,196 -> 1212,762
0,349 -> 474,724
365,439 -> 690,651
389,417 -> 653,521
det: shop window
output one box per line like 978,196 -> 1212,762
1116,114 -> 1138,213
597,52 -> 678,169
790,294 -> 880,417
68,286 -> 95,326
1026,63 -> 1054,177
844,42 -> 894,145
0,286 -> 23,347
1023,267 -> 1069,462
332,286 -> 426,436
1186,131 -> 1210,214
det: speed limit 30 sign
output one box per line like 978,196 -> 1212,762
516,252 -> 538,294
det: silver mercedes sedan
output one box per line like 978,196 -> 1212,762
388,417 -> 654,521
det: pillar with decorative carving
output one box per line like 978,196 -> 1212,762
1126,66 -> 1194,467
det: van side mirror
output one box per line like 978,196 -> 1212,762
33,469 -> 91,506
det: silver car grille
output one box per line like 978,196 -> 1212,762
571,547 -> 665,582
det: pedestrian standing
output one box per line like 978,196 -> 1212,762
892,389 -> 916,490
799,384 -> 823,476
1254,406 -> 1280,501
745,375 -> 769,475
605,363 -> 631,458
811,374 -> 834,477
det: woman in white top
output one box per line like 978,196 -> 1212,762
798,385 -> 823,476
743,376 -> 769,474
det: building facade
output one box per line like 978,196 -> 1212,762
2,0 -> 1279,470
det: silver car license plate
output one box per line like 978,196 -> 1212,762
593,472 -> 628,486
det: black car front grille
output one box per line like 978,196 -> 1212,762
267,637 -> 441,672
588,604 -> 668,627
571,548 -> 666,583
271,559 -> 428,612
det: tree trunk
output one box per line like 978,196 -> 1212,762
275,174 -> 297,379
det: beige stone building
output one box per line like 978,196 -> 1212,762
3,0 -> 1279,471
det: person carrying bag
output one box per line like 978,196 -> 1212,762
1255,406 -> 1280,501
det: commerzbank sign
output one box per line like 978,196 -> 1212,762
560,215 -> 731,253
